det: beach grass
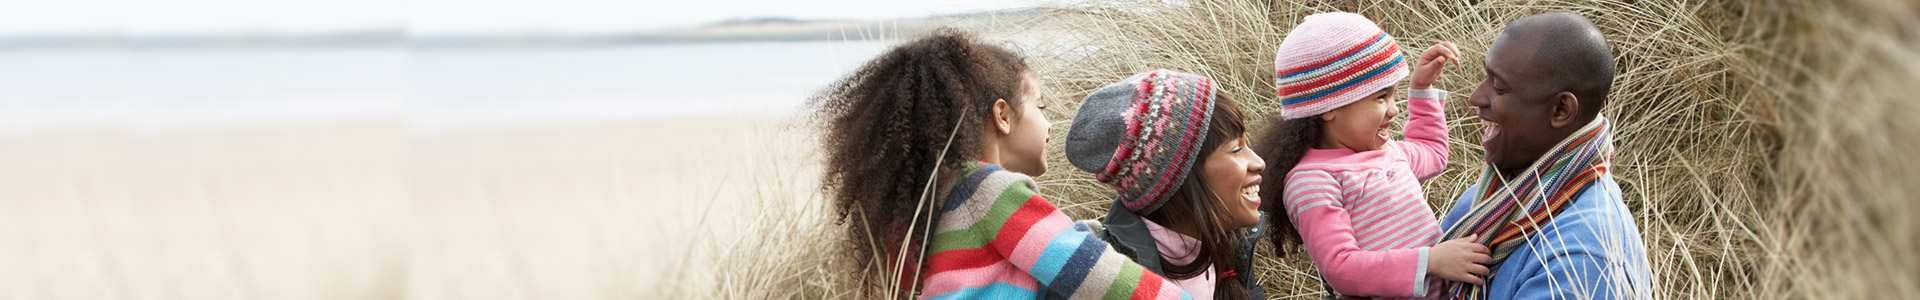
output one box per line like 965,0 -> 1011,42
666,0 -> 1920,299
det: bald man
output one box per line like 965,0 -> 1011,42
1436,12 -> 1653,300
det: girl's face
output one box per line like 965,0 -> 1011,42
1318,87 -> 1400,152
998,72 -> 1051,176
1204,136 -> 1266,228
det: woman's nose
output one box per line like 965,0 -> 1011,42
1248,152 -> 1266,172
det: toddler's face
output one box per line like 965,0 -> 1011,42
1320,87 -> 1400,152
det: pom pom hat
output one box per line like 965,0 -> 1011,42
1274,12 -> 1409,120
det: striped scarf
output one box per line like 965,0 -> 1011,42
1438,117 -> 1614,299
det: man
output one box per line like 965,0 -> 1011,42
1436,12 -> 1653,300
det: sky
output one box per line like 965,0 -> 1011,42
0,0 -> 1036,35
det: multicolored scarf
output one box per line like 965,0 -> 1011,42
1438,117 -> 1615,299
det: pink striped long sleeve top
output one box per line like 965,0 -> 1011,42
1281,89 -> 1450,299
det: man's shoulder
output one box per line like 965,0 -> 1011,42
1562,175 -> 1630,222
1531,174 -> 1645,256
1507,174 -> 1653,300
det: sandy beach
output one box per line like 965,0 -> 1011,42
0,113 -> 817,300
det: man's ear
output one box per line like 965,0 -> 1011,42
1549,91 -> 1580,128
992,99 -> 1013,134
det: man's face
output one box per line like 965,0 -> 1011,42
1469,36 -> 1564,179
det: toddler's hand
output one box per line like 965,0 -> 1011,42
1410,41 -> 1460,90
1429,234 -> 1491,284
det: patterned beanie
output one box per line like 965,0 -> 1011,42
1274,12 -> 1408,120
1065,69 -> 1216,214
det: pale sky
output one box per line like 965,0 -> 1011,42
0,0 -> 1037,35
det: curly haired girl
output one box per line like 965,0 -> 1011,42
809,28 -> 1193,299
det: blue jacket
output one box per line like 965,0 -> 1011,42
1438,176 -> 1653,300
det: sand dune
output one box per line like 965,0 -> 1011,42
0,113 -> 815,299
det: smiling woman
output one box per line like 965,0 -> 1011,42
1063,69 -> 1267,300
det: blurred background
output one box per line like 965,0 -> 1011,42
0,0 -> 1020,299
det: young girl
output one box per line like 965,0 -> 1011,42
810,28 -> 1193,300
1253,13 -> 1490,299
1062,69 -> 1268,300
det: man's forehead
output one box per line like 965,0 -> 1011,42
1485,34 -> 1543,79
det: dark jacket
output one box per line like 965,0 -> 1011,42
1086,200 -> 1268,300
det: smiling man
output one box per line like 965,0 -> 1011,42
1435,12 -> 1653,300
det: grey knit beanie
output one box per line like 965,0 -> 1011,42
1064,69 -> 1216,214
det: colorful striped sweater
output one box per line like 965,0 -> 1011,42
1279,89 -> 1449,299
923,162 -> 1192,300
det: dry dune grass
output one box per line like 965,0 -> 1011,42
1016,0 -> 1785,298
674,0 -> 1920,299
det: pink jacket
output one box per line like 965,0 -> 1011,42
1281,89 -> 1449,299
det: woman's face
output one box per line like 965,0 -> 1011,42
998,72 -> 1051,176
1204,136 -> 1266,228
1319,87 -> 1401,152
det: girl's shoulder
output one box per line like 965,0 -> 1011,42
951,162 -> 1036,191
941,162 -> 1041,213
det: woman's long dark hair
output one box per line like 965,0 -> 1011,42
1141,93 -> 1250,300
1252,114 -> 1325,257
805,28 -> 1030,294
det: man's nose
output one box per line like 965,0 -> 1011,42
1469,84 -> 1490,108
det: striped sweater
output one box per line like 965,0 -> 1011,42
1279,89 -> 1449,299
923,162 -> 1191,300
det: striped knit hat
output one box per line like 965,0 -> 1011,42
1274,12 -> 1408,120
1065,69 -> 1216,214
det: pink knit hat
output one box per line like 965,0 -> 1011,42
1274,12 -> 1408,120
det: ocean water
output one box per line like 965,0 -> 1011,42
0,40 -> 896,130
0,40 -> 892,299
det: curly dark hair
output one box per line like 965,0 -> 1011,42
1252,114 -> 1325,257
1141,93 -> 1252,300
804,28 -> 1030,294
